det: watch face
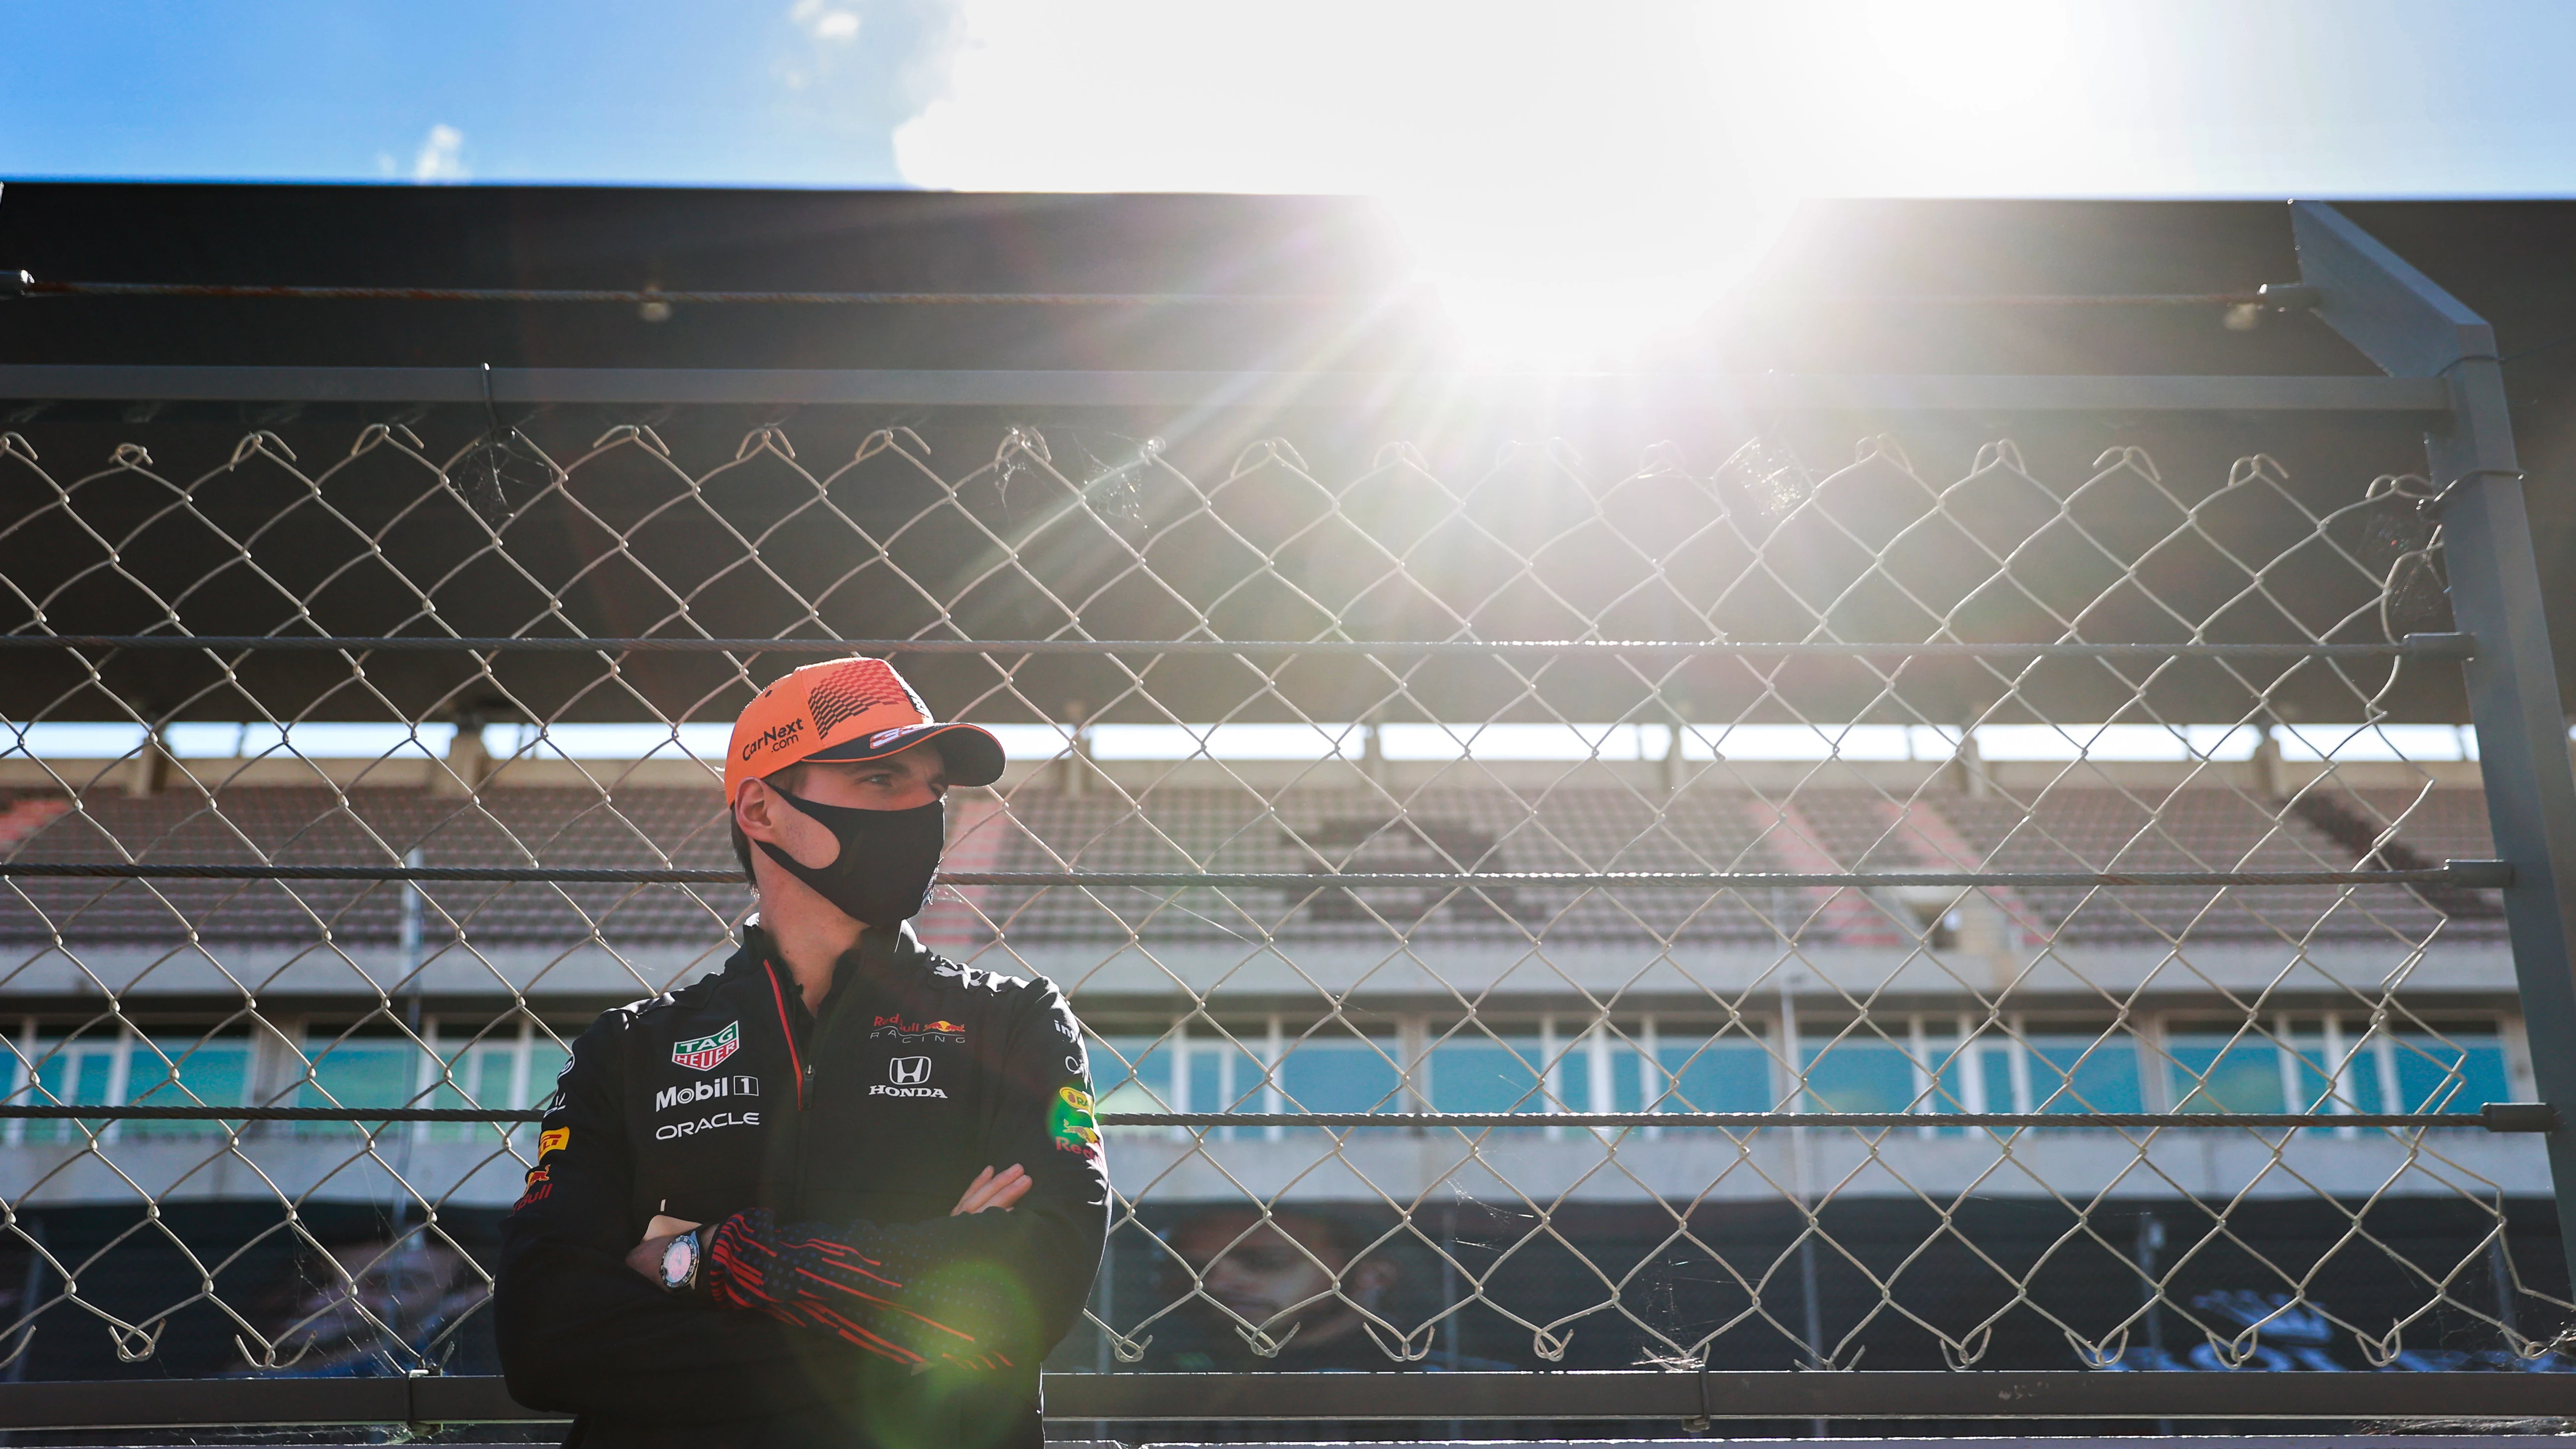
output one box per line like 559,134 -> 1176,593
663,1236 -> 695,1286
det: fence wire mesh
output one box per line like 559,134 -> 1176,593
0,411 -> 2559,1396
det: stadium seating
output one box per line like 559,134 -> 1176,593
0,779 -> 2504,948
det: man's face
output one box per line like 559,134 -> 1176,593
1173,1212 -> 1347,1328
735,739 -> 949,881
787,740 -> 950,812
299,1240 -> 469,1335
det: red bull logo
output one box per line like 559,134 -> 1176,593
869,1014 -> 966,1043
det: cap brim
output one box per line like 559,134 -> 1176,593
803,721 -> 1006,788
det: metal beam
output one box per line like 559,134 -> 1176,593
0,862 -> 2515,890
0,633 -> 2480,658
1054,1370 -> 2576,1422
2295,201 -> 2576,1277
6,1373 -> 2575,1430
0,1377 -> 454,1431
0,1102 -> 2541,1131
0,364 -> 2452,412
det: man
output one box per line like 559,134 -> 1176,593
495,656 -> 1108,1449
1154,1207 -> 1512,1444
1162,1206 -> 1399,1373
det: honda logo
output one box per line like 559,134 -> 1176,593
888,1056 -> 932,1086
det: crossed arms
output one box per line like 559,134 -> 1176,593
494,1003 -> 1105,1422
621,1165 -> 1036,1372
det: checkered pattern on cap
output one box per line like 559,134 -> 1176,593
807,658 -> 926,736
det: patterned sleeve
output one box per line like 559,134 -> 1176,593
704,1207 -> 1022,1372
697,979 -> 1108,1373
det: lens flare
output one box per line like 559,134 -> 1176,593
1388,188 -> 1792,367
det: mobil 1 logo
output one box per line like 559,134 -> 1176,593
656,1075 -> 759,1113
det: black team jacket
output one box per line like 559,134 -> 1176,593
494,922 -> 1109,1449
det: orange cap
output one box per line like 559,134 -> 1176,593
724,656 -> 1005,803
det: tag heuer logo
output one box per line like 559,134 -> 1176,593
672,1022 -> 741,1072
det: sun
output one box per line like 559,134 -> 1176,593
1387,187 -> 1793,368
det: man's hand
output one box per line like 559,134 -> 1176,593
951,1164 -> 1031,1215
625,1216 -> 702,1281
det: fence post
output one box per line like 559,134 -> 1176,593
2292,200 -> 2576,1268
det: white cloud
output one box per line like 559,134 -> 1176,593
411,124 -> 469,183
892,1 -> 1772,362
790,0 -> 861,42
889,1 -> 2515,199
895,1 -> 1729,194
882,0 -> 2529,357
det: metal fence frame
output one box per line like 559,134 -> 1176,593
2,200 -> 2575,1429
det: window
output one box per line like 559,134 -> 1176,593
1544,1025 -> 1649,1115
1801,1029 -> 1919,1113
21,1033 -> 124,1143
1038,1011 -> 2513,1143
2167,1031 -> 2289,1114
7,1030 -> 252,1143
2198,1015 -> 2509,1129
1914,1023 -> 2143,1129
1655,1028 -> 1774,1116
2389,1030 -> 2510,1115
1274,1031 -> 1403,1116
1185,1028 -> 1269,1132
526,1037 -> 570,1117
1428,1031 -> 1545,1116
1927,1029 -> 2007,1118
1095,1033 -> 1178,1135
299,1028 -> 421,1136
124,1036 -> 252,1137
419,1021 -> 564,1145
2026,1034 -> 2144,1115
1100,1022 -> 1272,1140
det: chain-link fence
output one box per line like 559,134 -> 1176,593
2,201 -> 2575,1432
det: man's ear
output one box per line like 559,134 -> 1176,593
735,777 -> 786,847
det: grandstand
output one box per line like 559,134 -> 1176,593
0,740 -> 2539,1386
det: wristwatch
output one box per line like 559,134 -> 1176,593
657,1228 -> 701,1294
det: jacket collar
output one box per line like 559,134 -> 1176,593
730,919 -> 925,994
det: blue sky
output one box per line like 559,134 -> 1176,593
2,0 -> 945,187
7,0 -> 2576,197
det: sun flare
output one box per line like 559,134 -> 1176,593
1388,187 -> 1792,367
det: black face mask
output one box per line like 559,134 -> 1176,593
754,789 -> 946,926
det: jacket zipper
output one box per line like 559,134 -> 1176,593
763,956 -> 818,1217
790,929 -> 886,1213
762,957 -> 807,1110
766,933 -> 879,1215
